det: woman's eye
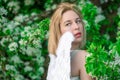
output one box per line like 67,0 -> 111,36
65,23 -> 71,26
76,19 -> 82,24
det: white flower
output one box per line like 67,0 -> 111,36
0,7 -> 7,15
11,55 -> 23,64
117,7 -> 120,17
52,4 -> 57,10
3,27 -> 9,34
0,23 -> 2,28
19,39 -> 27,46
26,32 -> 31,37
6,64 -> 16,71
96,7 -> 102,14
14,5 -> 20,13
24,26 -> 31,32
24,14 -> 29,18
100,0 -> 106,4
14,21 -> 20,26
3,21 -> 16,33
31,12 -> 37,16
39,67 -> 44,74
8,42 -> 18,51
33,17 -> 39,21
14,14 -> 24,23
104,0 -> 108,3
0,37 -> 9,47
8,1 -> 15,7
20,31 -> 26,37
3,0 -> 8,3
38,56 -> 45,64
15,74 -> 24,80
95,14 -> 105,23
103,34 -> 110,40
25,46 -> 35,56
24,62 -> 30,66
1,57 -> 6,61
20,26 -> 32,37
7,1 -> 20,13
32,39 -> 38,44
45,32 -> 49,39
24,66 -> 33,72
25,47 -> 41,56
27,20 -> 32,24
1,16 -> 8,23
24,0 -> 34,6
34,29 -> 41,35
83,19 -> 90,29
14,27 -> 20,34
32,39 -> 41,48
114,52 -> 120,66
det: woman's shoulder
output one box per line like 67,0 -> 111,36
77,50 -> 88,56
72,50 -> 88,58
73,50 -> 88,66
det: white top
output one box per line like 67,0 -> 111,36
47,31 -> 81,80
71,76 -> 80,80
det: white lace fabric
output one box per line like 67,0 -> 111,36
47,32 -> 74,80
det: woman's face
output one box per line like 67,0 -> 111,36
60,10 -> 83,44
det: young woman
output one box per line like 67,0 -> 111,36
47,2 -> 94,80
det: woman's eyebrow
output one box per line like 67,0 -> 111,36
64,20 -> 71,24
63,17 -> 81,24
76,17 -> 81,20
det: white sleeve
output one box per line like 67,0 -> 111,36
46,54 -> 56,80
47,32 -> 74,80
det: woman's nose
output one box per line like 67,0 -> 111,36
73,22 -> 79,30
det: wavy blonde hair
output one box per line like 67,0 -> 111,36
48,2 -> 86,55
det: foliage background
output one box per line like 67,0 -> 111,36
0,0 -> 120,80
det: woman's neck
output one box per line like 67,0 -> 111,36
71,42 -> 80,50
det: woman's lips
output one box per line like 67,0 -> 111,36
74,32 -> 82,38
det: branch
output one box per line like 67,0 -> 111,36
21,10 -> 53,26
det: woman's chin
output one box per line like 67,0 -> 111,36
74,37 -> 82,43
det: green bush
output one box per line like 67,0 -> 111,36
0,0 -> 49,79
0,0 -> 120,80
80,1 -> 120,80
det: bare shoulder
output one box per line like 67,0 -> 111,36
75,50 -> 88,59
74,50 -> 88,68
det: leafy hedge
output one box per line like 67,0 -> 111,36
0,0 -> 120,80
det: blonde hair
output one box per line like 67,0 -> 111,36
48,2 -> 86,55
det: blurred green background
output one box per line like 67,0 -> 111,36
0,0 -> 120,80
